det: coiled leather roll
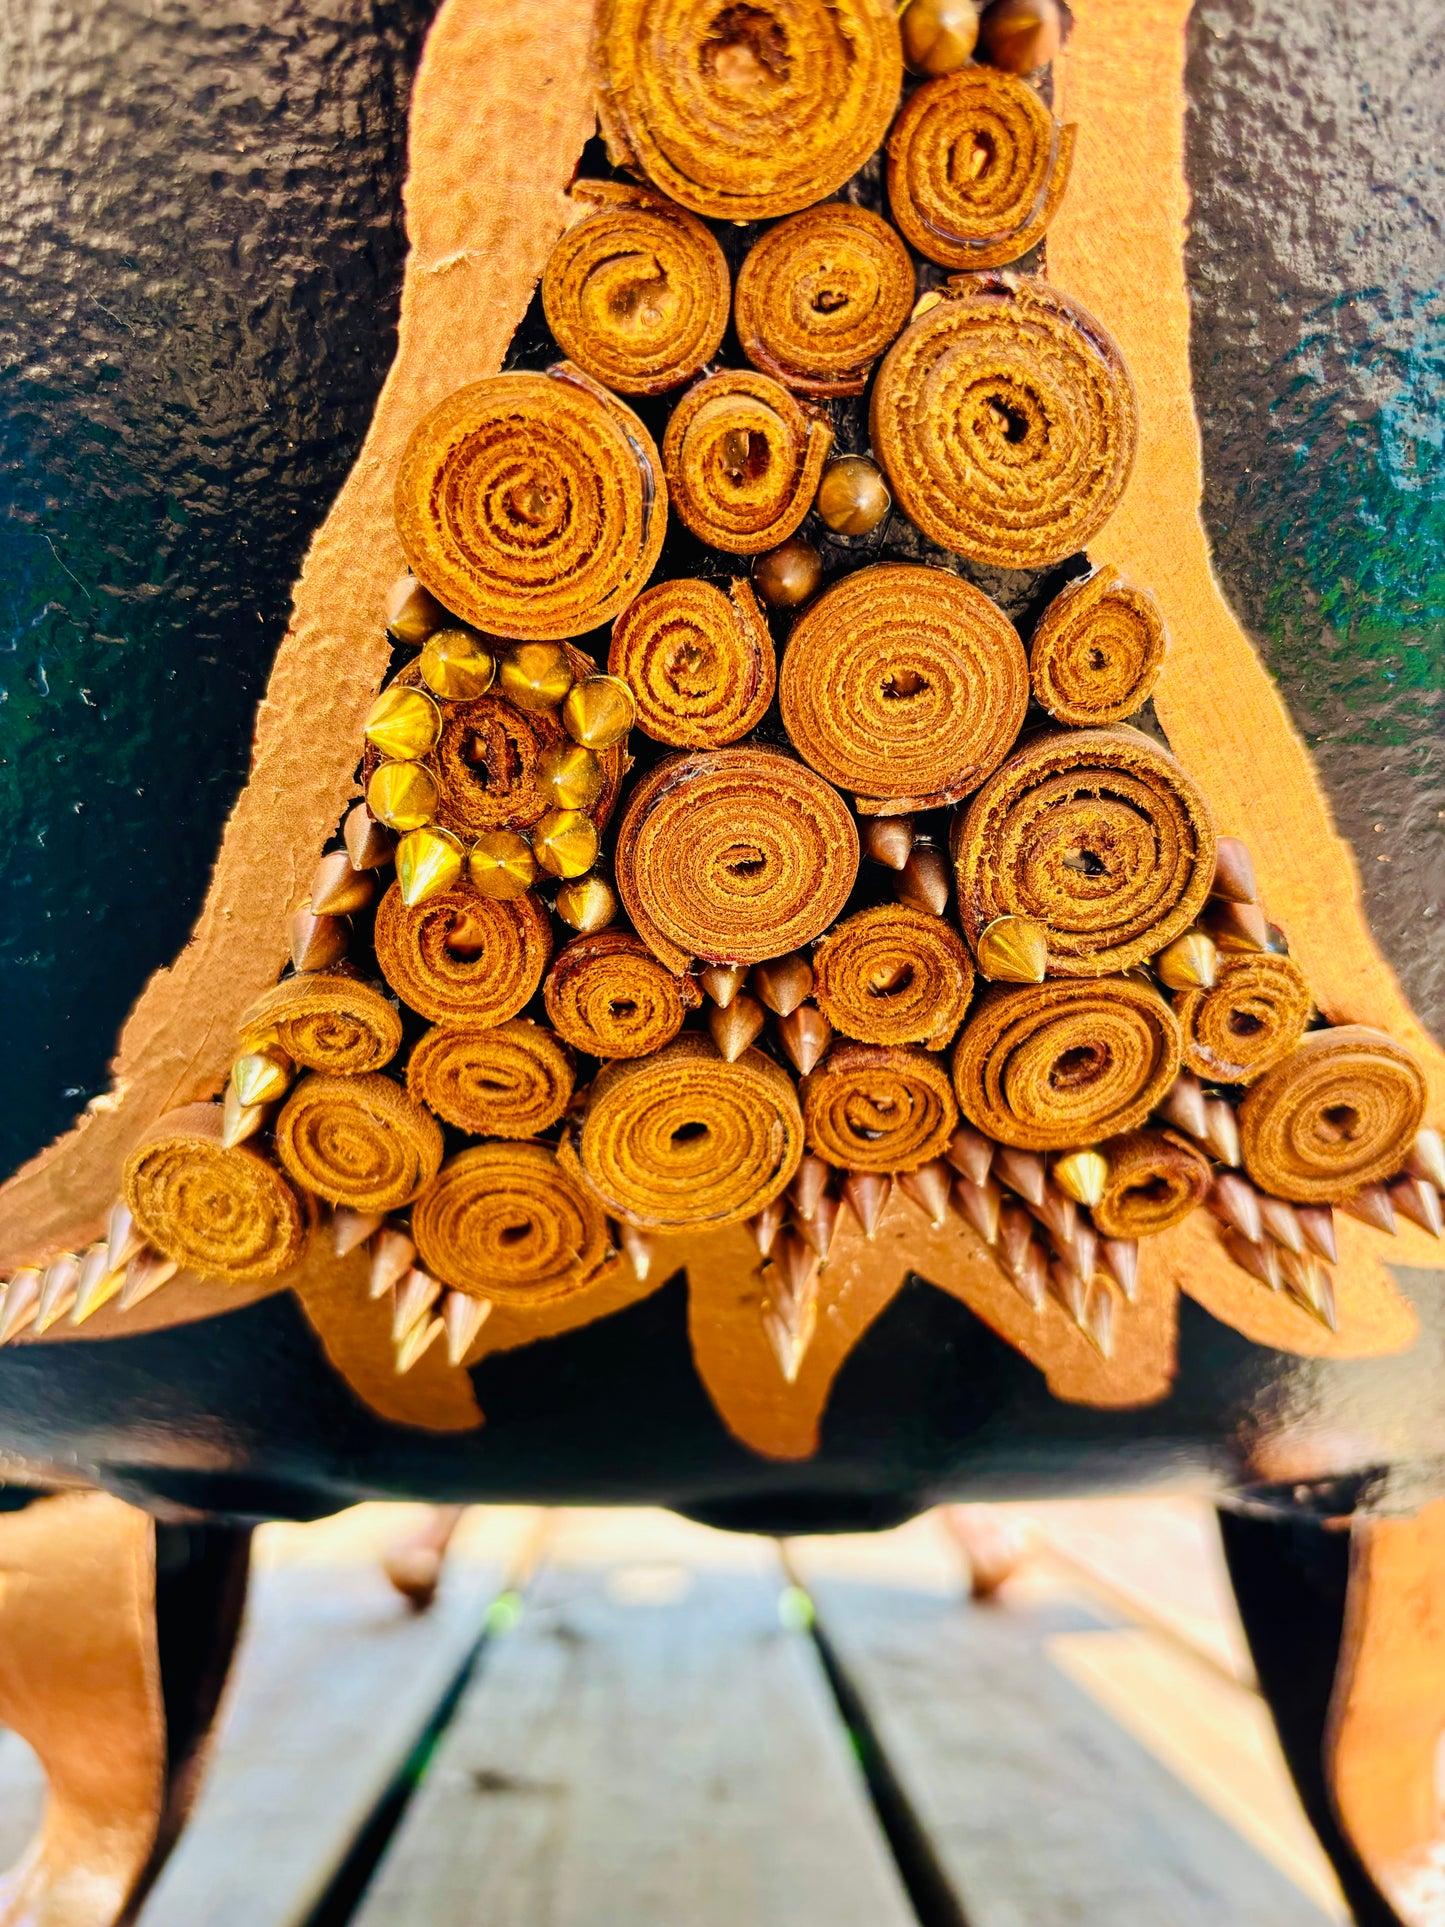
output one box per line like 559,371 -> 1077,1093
413,1143 -> 613,1303
953,727 -> 1216,977
662,370 -> 831,554
1091,1129 -> 1212,1238
543,931 -> 701,1059
374,880 -> 552,1026
733,204 -> 914,395
1028,565 -> 1167,727
275,1072 -> 444,1212
574,1034 -> 803,1226
615,746 -> 859,971
1175,951 -> 1312,1086
871,275 -> 1137,571
123,1102 -> 310,1283
1239,1025 -> 1428,1203
779,562 -> 1028,812
811,904 -> 975,1050
800,1042 -> 958,1172
952,978 -> 1182,1151
595,0 -> 902,221
406,1019 -> 575,1138
239,971 -> 402,1076
394,370 -> 666,641
609,577 -> 775,748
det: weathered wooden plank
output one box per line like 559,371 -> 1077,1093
791,1522 -> 1339,1927
353,1508 -> 915,1927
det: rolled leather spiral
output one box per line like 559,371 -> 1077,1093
952,727 -> 1216,978
779,562 -> 1028,812
733,205 -> 915,395
1175,951 -> 1313,1087
123,1102 -> 310,1283
394,370 -> 666,642
543,931 -> 701,1059
413,1142 -> 613,1303
614,746 -> 859,971
373,880 -> 552,1027
887,67 -> 1075,271
239,971 -> 402,1076
275,1072 -> 444,1212
871,276 -> 1138,571
609,577 -> 776,748
811,904 -> 975,1051
594,0 -> 903,222
405,1018 -> 575,1138
662,370 -> 832,554
801,1042 -> 958,1173
952,978 -> 1183,1151
1239,1025 -> 1428,1204
574,1034 -> 804,1227
1091,1129 -> 1212,1239
542,181 -> 730,394
1028,565 -> 1168,727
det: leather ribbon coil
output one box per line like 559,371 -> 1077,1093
275,1072 -> 444,1212
1091,1129 -> 1212,1239
123,1102 -> 310,1283
953,727 -> 1216,978
800,1042 -> 958,1172
394,370 -> 666,641
1238,1025 -> 1428,1204
662,370 -> 832,554
406,1019 -> 575,1139
952,979 -> 1183,1151
542,181 -> 730,395
780,562 -> 1028,812
733,205 -> 915,395
373,881 -> 552,1027
239,972 -> 402,1077
574,1034 -> 804,1227
595,0 -> 902,222
811,904 -> 975,1050
1174,951 -> 1312,1087
1028,565 -> 1168,728
886,68 -> 1075,271
413,1143 -> 613,1303
615,746 -> 859,971
609,577 -> 776,747
871,275 -> 1137,571
543,931 -> 701,1059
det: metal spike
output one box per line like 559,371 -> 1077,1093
1007,1239 -> 1047,1311
1160,1071 -> 1209,1144
896,846 -> 950,917
1342,1183 -> 1396,1236
1067,1217 -> 1098,1289
1406,1128 -> 1445,1194
1203,1097 -> 1241,1168
899,1160 -> 952,1227
392,1267 -> 442,1342
1297,1204 -> 1338,1263
619,1222 -> 657,1280
999,1201 -> 1034,1272
776,1228 -> 822,1302
700,963 -> 749,1009
976,914 -> 1047,984
1279,1247 -> 1337,1330
796,1194 -> 840,1260
443,1291 -> 493,1366
1210,835 -> 1257,905
70,1244 -> 123,1326
1257,1195 -> 1304,1255
333,1208 -> 385,1258
1049,1260 -> 1090,1328
843,1171 -> 892,1239
954,1173 -> 1001,1245
945,1124 -> 994,1187
1221,1225 -> 1283,1291
105,1202 -> 144,1276
1101,1237 -> 1139,1301
395,1314 -> 445,1374
995,1147 -> 1046,1207
751,954 -> 813,1018
35,1255 -> 80,1334
1052,1148 -> 1108,1208
790,1156 -> 831,1222
1153,929 -> 1219,991
749,1199 -> 787,1258
119,1249 -> 180,1311
221,1082 -> 268,1150
370,1228 -> 416,1301
1031,1182 -> 1077,1249
0,1270 -> 41,1343
709,992 -> 766,1062
861,815 -> 914,871
1203,897 -> 1269,952
1082,1283 -> 1116,1359
1209,1172 -> 1263,1244
778,1005 -> 832,1076
1390,1176 -> 1443,1239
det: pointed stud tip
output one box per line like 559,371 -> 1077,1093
118,1250 -> 180,1313
708,993 -> 766,1064
364,684 -> 442,763
995,1146 -> 1046,1208
442,1290 -> 493,1367
778,1005 -> 832,1077
1407,1128 -> 1445,1195
333,1208 -> 384,1259
897,847 -> 950,917
1052,1149 -> 1108,1209
1343,1182 -> 1397,1237
555,873 -> 618,935
976,915 -> 1048,985
843,1171 -> 893,1240
752,953 -> 814,1018
701,963 -> 749,1010
1154,929 -> 1219,992
396,826 -> 465,908
231,1048 -> 292,1109
861,815 -> 914,871
395,1314 -> 445,1374
310,848 -> 377,918
562,674 -> 635,751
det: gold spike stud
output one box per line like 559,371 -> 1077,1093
364,684 -> 442,762
995,1146 -> 1046,1207
1032,1181 -> 1077,1248
221,1084 -> 268,1150
396,825 -> 465,907
946,1124 -> 994,1187
861,815 -> 915,872
0,1269 -> 41,1343
532,808 -> 598,880
1101,1237 -> 1139,1301
333,1208 -> 384,1258
1407,1129 -> 1445,1194
420,627 -> 496,702
790,1155 -> 831,1223
797,1194 -> 841,1260
1153,929 -> 1219,992
119,1250 -> 179,1312
469,829 -> 538,901
1221,1225 -> 1283,1291
900,1160 -> 953,1228
752,953 -> 815,1018
954,1174 -> 1002,1245
370,1227 -> 416,1301
709,992 -> 766,1063
443,1291 -> 493,1366
778,1005 -> 832,1077
386,572 -> 445,648
896,845 -> 951,917
1203,1096 -> 1242,1168
1210,835 -> 1258,905
976,915 -> 1048,984
105,1201 -> 144,1276
1209,1172 -> 1263,1244
231,1047 -> 294,1109
900,0 -> 979,77
1053,1149 -> 1108,1209
1160,1070 -> 1210,1144
1203,897 -> 1269,953
752,537 -> 823,611
1391,1176 -> 1444,1239
536,742 -> 605,813
288,905 -> 349,974
1257,1195 -> 1304,1255
998,1201 -> 1033,1271
618,1224 -> 656,1282
499,641 -> 574,712
563,674 -> 636,750
309,848 -> 376,917
71,1243 -> 123,1326
1279,1247 -> 1337,1330
555,873 -> 618,934
1297,1204 -> 1338,1263
1082,1283 -> 1115,1359
343,801 -> 395,871
749,1199 -> 787,1258
701,963 -> 750,1009
392,1267 -> 442,1343
843,1171 -> 892,1240
366,760 -> 439,834
395,1314 -> 445,1374
35,1255 -> 80,1334
775,1229 -> 822,1305
1343,1182 -> 1397,1236
815,456 -> 892,536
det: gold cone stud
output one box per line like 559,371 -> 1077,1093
499,641 -> 574,712
1209,1172 -> 1263,1244
370,1227 -> 416,1301
749,1199 -> 786,1258
231,1047 -> 293,1109
222,1083 -> 267,1150
36,1255 -> 80,1334
71,1243 -> 123,1326
563,674 -> 636,750
343,802 -> 395,871
1210,835 -> 1257,905
397,825 -> 465,907
119,1250 -> 179,1311
1033,1182 -> 1077,1248
395,1315 -> 445,1374
532,809 -> 598,880
106,1201 -> 144,1276
555,873 -> 618,933
1203,1097 -> 1242,1168
1160,1071 -> 1209,1143
1391,1176 -> 1443,1238
896,846 -> 950,917
392,1266 -> 442,1343
709,993 -> 766,1063
420,627 -> 496,701
815,456 -> 892,535
1298,1205 -> 1337,1263
995,1146 -> 1046,1207
1101,1237 -> 1139,1301
778,1005 -> 832,1076
1203,897 -> 1269,953
900,1160 -> 953,1227
752,537 -> 822,610
843,1171 -> 892,1239
1343,1183 -> 1397,1235
364,684 -> 442,762
976,915 -> 1048,984
1222,1226 -> 1282,1291
790,1155 -> 831,1222
701,963 -> 749,1008
333,1208 -> 384,1258
954,1173 -> 1001,1244
1153,929 -> 1219,991
443,1290 -> 493,1366
1408,1129 -> 1445,1194
797,1194 -> 841,1260
1257,1195 -> 1304,1255
1279,1247 -> 1337,1329
310,848 -> 376,917
0,1269 -> 41,1343
900,0 -> 979,76
861,815 -> 914,871
469,830 -> 537,900
618,1223 -> 656,1281
367,760 -> 438,834
386,572 -> 445,648
536,742 -> 604,812
288,906 -> 349,973
752,953 -> 814,1017
1053,1149 -> 1108,1208
946,1124 -> 994,1186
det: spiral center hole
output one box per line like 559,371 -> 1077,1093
671,1119 -> 709,1146
882,669 -> 927,701
724,843 -> 767,878
1051,1043 -> 1106,1088
721,427 -> 769,484
1126,1177 -> 1173,1207
1321,1103 -> 1360,1142
965,131 -> 996,181
610,268 -> 669,326
813,286 -> 848,314
1087,647 -> 1108,670
986,394 -> 1030,443
609,999 -> 637,1021
506,481 -> 553,527
444,910 -> 490,960
499,1218 -> 532,1247
704,6 -> 789,93
1228,1010 -> 1265,1037
868,963 -> 915,999
462,715 -> 524,792
1062,847 -> 1107,877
